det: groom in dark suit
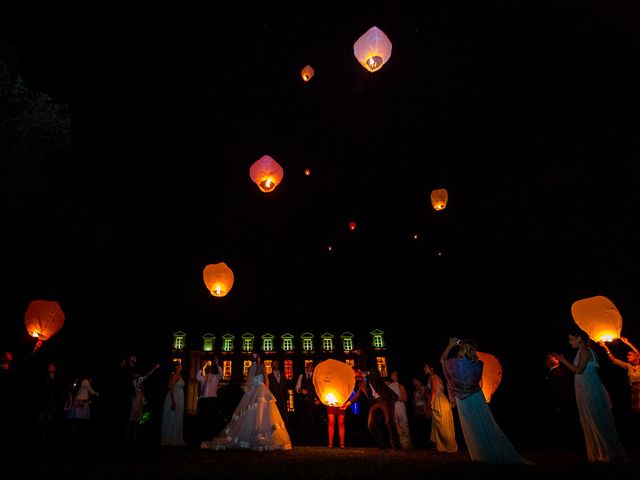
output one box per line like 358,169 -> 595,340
352,365 -> 400,449
267,360 -> 289,427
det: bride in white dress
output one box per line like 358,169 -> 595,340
201,354 -> 292,451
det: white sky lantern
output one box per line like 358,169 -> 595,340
477,351 -> 502,403
571,295 -> 623,342
353,26 -> 392,73
250,155 -> 284,193
203,262 -> 234,297
312,359 -> 356,407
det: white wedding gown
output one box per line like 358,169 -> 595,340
201,366 -> 292,451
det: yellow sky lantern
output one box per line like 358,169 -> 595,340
477,351 -> 502,403
24,300 -> 65,351
250,155 -> 284,193
312,359 -> 356,407
203,262 -> 234,297
431,188 -> 448,211
353,26 -> 392,72
571,295 -> 623,342
301,65 -> 315,82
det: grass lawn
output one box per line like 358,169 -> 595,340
11,445 -> 640,480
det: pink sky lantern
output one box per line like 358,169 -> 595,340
24,300 -> 65,352
301,65 -> 315,82
250,155 -> 284,193
571,295 -> 623,342
353,26 -> 392,72
477,351 -> 502,403
313,359 -> 356,407
203,262 -> 235,297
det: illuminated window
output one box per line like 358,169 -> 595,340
284,360 -> 293,380
321,332 -> 334,351
222,360 -> 232,380
287,389 -> 295,412
376,357 -> 387,377
203,333 -> 215,352
222,334 -> 234,352
341,332 -> 354,351
301,333 -> 314,351
242,333 -> 254,352
243,360 -> 252,378
264,360 -> 272,375
262,334 -> 274,352
370,329 -> 385,348
282,333 -> 294,351
173,331 -> 186,350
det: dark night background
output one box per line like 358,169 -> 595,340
1,0 -> 640,446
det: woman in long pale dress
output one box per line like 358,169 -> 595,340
160,362 -> 186,446
553,329 -> 628,463
441,338 -> 530,464
201,354 -> 292,451
424,362 -> 457,452
387,371 -> 412,449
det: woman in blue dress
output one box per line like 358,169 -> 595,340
441,337 -> 530,464
160,361 -> 186,446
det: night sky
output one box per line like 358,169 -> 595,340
2,1 -> 640,392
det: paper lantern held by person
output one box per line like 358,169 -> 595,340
476,351 -> 502,403
301,65 -> 315,82
203,262 -> 235,297
24,300 -> 65,351
431,188 -> 448,211
250,155 -> 284,193
571,295 -> 623,342
313,359 -> 356,407
353,26 -> 392,72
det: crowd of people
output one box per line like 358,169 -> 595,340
1,329 -> 638,465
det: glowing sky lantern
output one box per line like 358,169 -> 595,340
476,351 -> 502,403
24,300 -> 65,352
304,168 -> 311,176
349,221 -> 357,231
203,262 -> 234,297
250,155 -> 284,193
313,359 -> 356,407
353,26 -> 392,72
431,188 -> 448,211
301,65 -> 315,82
571,295 -> 623,342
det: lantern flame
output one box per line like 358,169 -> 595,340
325,392 -> 338,406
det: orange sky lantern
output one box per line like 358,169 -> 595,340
24,300 -> 65,352
431,188 -> 448,211
353,26 -> 392,72
312,359 -> 356,407
477,351 -> 502,403
301,65 -> 315,82
203,262 -> 234,297
571,295 -> 623,342
304,168 -> 311,176
250,155 -> 284,193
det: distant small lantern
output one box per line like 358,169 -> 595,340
431,188 -> 448,211
203,262 -> 234,297
413,233 -> 418,240
301,65 -> 315,82
328,245 -> 333,252
477,352 -> 502,403
349,222 -> 356,231
313,359 -> 356,407
24,300 -> 65,352
250,155 -> 284,193
571,295 -> 623,342
304,168 -> 311,176
353,26 -> 392,72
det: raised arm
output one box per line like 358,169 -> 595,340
599,341 -> 632,371
440,337 -> 459,363
620,337 -> 640,356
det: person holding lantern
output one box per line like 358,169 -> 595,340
441,337 -> 530,464
551,328 -> 628,463
599,337 -> 640,415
